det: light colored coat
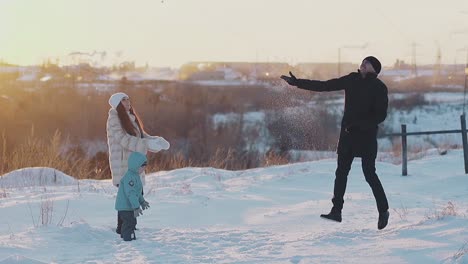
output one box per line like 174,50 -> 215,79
106,108 -> 148,187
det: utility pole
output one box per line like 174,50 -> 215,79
338,48 -> 341,76
464,48 -> 468,114
455,48 -> 467,76
411,42 -> 419,77
450,29 -> 468,78
433,43 -> 442,86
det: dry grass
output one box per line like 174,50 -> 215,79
392,202 -> 409,221
3,125 -> 463,180
425,201 -> 459,221
263,151 -> 289,167
382,137 -> 461,165
0,128 -> 108,180
2,77 -> 462,179
391,139 -> 402,161
146,152 -> 192,172
0,80 -> 342,178
27,194 -> 70,227
451,241 -> 468,262
0,129 -> 292,180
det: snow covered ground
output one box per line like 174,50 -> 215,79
1,150 -> 467,263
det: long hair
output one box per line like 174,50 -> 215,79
116,103 -> 145,138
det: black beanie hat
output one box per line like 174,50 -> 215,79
363,56 -> 382,74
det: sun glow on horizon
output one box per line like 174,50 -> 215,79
1,0 -> 468,67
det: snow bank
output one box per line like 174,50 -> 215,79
0,255 -> 47,264
0,167 -> 76,188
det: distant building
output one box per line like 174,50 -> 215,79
104,67 -> 178,82
179,61 -> 291,82
0,65 -> 41,82
187,70 -> 225,81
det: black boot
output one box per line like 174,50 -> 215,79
320,209 -> 342,223
378,211 -> 389,230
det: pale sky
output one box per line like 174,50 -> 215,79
1,0 -> 467,67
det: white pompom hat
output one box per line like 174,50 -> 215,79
108,92 -> 129,109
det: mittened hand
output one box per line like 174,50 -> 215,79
147,137 -> 170,152
141,200 -> 150,210
159,137 -> 170,150
280,71 -> 298,86
134,208 -> 143,218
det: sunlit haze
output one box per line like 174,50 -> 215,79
1,0 -> 468,67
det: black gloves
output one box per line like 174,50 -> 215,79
280,71 -> 298,86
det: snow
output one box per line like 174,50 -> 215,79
103,68 -> 177,81
39,75 -> 52,82
389,92 -> 465,104
380,69 -> 413,77
0,255 -> 47,264
212,111 -> 271,152
431,84 -> 465,90
380,69 -> 439,81
423,92 -> 465,103
76,82 -> 117,93
210,92 -> 468,157
289,150 -> 336,162
0,168 -> 76,188
16,73 -> 38,82
313,92 -> 468,155
1,151 -> 467,263
379,95 -> 465,153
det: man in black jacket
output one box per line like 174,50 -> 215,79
281,56 -> 389,230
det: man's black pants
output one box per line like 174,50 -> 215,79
331,151 -> 389,214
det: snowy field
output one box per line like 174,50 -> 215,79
1,150 -> 468,263
210,92 -> 468,159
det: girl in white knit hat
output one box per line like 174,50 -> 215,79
106,92 -> 170,235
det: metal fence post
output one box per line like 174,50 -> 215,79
461,114 -> 468,174
401,124 -> 407,176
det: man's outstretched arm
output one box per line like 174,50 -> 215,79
281,71 -> 352,92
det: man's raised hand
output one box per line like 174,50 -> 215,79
280,71 -> 298,86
